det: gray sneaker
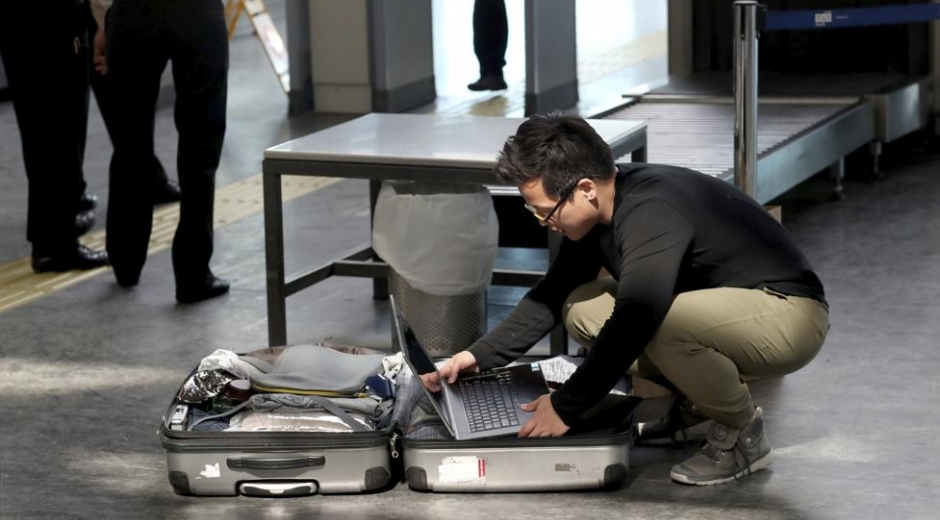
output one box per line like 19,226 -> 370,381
670,407 -> 772,486
637,398 -> 712,446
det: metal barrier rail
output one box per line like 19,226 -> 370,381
733,1 -> 939,199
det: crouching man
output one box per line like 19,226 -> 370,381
434,113 -> 829,485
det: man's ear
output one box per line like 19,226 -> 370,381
578,178 -> 598,201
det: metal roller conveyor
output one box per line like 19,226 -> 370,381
640,71 -> 930,145
606,97 -> 875,204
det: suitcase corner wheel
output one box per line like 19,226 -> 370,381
404,467 -> 430,492
363,466 -> 392,491
169,471 -> 192,496
603,463 -> 628,490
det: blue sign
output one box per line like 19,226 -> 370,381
764,3 -> 940,31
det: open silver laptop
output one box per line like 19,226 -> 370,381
391,296 -> 549,440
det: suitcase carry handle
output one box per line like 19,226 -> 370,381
239,481 -> 319,497
227,455 -> 326,471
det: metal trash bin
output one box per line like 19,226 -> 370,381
389,269 -> 486,358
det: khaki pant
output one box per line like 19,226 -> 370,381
563,279 -> 829,428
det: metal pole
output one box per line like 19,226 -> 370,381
931,0 -> 940,136
286,0 -> 313,116
668,0 -> 693,76
733,1 -> 759,200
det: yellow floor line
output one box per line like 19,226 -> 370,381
0,173 -> 341,314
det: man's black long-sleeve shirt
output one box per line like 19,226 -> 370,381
468,163 -> 827,425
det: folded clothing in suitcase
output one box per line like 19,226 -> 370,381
159,345 -> 404,497
248,344 -> 388,396
397,363 -> 640,493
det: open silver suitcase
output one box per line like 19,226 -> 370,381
161,423 -> 397,496
397,367 -> 639,493
403,428 -> 634,492
159,345 -> 403,497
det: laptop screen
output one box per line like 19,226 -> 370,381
397,310 -> 438,379
390,297 -> 453,424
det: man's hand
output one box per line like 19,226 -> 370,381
417,371 -> 443,393
424,351 -> 478,393
93,28 -> 107,75
436,351 -> 478,385
518,394 -> 570,438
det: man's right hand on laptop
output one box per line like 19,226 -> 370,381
418,371 -> 443,393
428,351 -> 479,392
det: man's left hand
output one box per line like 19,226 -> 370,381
517,394 -> 570,438
93,28 -> 107,75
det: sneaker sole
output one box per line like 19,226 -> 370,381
670,451 -> 774,486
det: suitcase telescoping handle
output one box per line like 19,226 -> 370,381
227,455 -> 326,471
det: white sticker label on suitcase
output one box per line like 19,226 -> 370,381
197,463 -> 221,479
438,456 -> 485,484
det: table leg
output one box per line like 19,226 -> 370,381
369,179 -> 389,299
632,145 -> 647,163
547,231 -> 568,356
264,173 -> 288,347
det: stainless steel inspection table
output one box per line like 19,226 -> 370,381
262,113 -> 647,348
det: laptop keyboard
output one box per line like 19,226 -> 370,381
459,372 -> 522,433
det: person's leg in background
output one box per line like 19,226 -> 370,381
104,0 -> 166,287
0,0 -> 107,272
468,0 -> 508,91
166,0 -> 230,304
87,15 -> 181,206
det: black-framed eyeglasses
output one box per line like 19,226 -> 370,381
524,182 -> 578,223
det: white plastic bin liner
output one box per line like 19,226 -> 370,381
372,181 -> 498,296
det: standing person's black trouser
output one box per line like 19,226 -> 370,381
105,0 -> 228,288
87,16 -> 171,191
472,0 -> 508,78
0,0 -> 89,256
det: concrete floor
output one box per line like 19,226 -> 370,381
2,2 -> 940,519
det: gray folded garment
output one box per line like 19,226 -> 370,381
247,393 -> 392,419
388,365 -> 424,429
188,393 -> 394,432
227,409 -> 374,433
249,344 -> 386,396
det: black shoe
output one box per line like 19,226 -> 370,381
114,271 -> 141,288
78,193 -> 98,212
74,209 -> 96,236
31,245 -> 109,273
468,74 -> 508,91
176,274 -> 230,304
153,179 -> 181,205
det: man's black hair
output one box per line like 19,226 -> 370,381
494,112 -> 615,198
